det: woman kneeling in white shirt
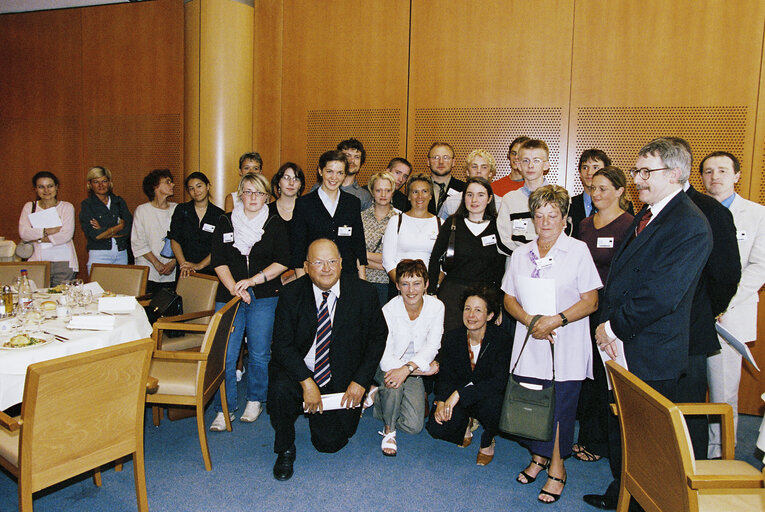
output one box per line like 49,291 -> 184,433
374,258 -> 444,456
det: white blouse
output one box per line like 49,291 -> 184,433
381,214 -> 441,273
379,295 -> 444,373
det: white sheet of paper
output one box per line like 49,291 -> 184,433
303,392 -> 360,412
98,296 -> 137,314
28,208 -> 62,229
516,276 -> 556,315
716,323 -> 760,371
598,339 -> 628,390
84,281 -> 105,297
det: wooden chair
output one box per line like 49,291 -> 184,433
146,297 -> 239,471
0,338 -> 154,511
153,272 -> 220,351
605,360 -> 765,512
0,262 -> 50,289
89,263 -> 149,297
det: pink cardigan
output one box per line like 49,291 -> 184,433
18,201 -> 79,272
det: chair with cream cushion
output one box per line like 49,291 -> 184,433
153,272 -> 220,351
605,360 -> 765,512
89,263 -> 149,297
146,297 -> 239,471
0,262 -> 50,290
0,338 -> 154,511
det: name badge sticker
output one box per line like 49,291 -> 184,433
446,188 -> 458,196
737,230 -> 747,241
338,226 -> 352,237
535,256 -> 554,269
223,232 -> 234,243
202,223 -> 215,233
512,219 -> 528,234
596,237 -> 614,248
481,234 -> 497,246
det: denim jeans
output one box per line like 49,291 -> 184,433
87,248 -> 128,274
213,292 -> 278,412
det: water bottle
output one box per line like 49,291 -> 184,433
18,270 -> 33,310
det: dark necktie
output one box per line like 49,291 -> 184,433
635,209 -> 653,236
314,291 -> 332,387
436,182 -> 447,209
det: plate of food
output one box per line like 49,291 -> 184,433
0,332 -> 54,350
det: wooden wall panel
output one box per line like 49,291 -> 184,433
253,0 -> 283,177
567,0 -> 764,206
280,0 -> 409,189
407,0 -> 574,181
0,0 -> 183,275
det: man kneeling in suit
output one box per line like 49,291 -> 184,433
268,238 -> 387,480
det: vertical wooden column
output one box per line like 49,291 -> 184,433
185,0 -> 253,207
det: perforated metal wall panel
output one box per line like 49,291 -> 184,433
411,107 -> 564,183
306,109 -> 403,189
571,106 -> 747,206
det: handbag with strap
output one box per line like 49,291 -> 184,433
438,216 -> 457,273
499,314 -> 556,442
16,201 -> 37,260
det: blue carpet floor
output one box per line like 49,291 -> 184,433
0,383 -> 762,511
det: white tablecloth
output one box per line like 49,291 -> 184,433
0,305 -> 152,409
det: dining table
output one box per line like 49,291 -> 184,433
0,299 -> 152,410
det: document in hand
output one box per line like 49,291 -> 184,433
716,322 -> 760,371
303,392 -> 361,412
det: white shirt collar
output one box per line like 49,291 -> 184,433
647,187 -> 683,221
317,187 -> 339,217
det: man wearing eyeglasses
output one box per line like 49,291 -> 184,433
496,139 -> 552,255
426,142 -> 465,215
584,138 -> 713,510
268,238 -> 387,481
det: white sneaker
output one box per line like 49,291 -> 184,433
209,411 -> 235,432
240,401 -> 262,423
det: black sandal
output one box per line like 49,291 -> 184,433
538,474 -> 566,504
573,446 -> 602,462
516,457 -> 549,484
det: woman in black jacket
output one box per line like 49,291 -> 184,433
426,286 -> 512,466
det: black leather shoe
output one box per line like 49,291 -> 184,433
273,446 -> 296,481
583,493 -> 617,510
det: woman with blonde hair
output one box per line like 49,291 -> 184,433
362,171 -> 398,305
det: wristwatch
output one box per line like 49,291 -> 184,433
406,363 -> 415,373
559,312 -> 569,326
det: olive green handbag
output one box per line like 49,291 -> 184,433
499,314 -> 556,442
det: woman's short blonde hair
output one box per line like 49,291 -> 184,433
528,184 -> 570,217
86,166 -> 112,192
237,172 -> 271,199
367,171 -> 396,195
464,149 -> 497,177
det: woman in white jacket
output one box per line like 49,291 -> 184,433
373,258 -> 444,456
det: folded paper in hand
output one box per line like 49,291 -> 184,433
67,314 -> 115,331
303,392 -> 360,412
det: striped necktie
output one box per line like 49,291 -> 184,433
314,291 -> 332,387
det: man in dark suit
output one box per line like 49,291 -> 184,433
677,141 -> 740,460
584,138 -> 713,510
569,149 -> 611,238
387,157 -> 413,212
268,239 -> 387,481
426,142 -> 465,215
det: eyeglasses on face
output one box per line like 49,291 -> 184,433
281,175 -> 301,183
429,155 -> 452,162
306,259 -> 340,268
520,158 -> 546,167
241,190 -> 268,197
628,167 -> 671,180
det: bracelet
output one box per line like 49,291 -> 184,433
259,270 -> 266,284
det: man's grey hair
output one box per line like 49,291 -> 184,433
638,137 -> 692,183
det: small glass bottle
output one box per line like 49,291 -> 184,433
18,270 -> 33,310
2,285 -> 11,315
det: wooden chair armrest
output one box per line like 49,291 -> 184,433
136,294 -> 152,302
159,310 -> 214,323
610,404 -> 618,415
152,350 -> 206,361
146,376 -> 159,394
152,321 -> 209,333
0,410 -> 21,432
677,403 -> 735,459
688,473 -> 765,489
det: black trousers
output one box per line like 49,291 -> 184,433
675,353 -> 709,460
426,393 -> 503,449
267,372 -> 361,454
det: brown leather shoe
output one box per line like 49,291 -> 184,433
476,440 -> 495,466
